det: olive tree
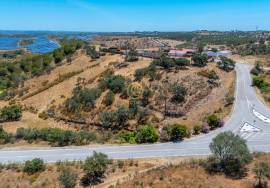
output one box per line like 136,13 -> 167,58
59,167 -> 78,188
81,152 -> 110,186
208,131 -> 252,178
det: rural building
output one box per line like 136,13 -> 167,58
168,49 -> 195,58
203,50 -> 232,57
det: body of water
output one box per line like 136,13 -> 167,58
0,36 -> 60,54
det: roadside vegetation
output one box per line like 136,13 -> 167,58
117,132 -> 270,188
1,132 -> 270,188
251,62 -> 270,104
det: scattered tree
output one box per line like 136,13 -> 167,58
59,167 -> 78,188
81,152 -> 110,186
207,131 -> 252,178
192,53 -> 208,67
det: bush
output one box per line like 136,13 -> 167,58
98,75 -> 126,94
192,53 -> 208,67
207,131 -> 252,178
207,114 -> 220,130
153,56 -> 175,69
82,152 -> 110,186
141,88 -> 152,107
0,104 -> 22,122
100,112 -> 116,129
115,107 -> 130,128
170,83 -> 187,103
15,128 -> 96,146
23,158 -> 45,175
129,99 -> 138,118
134,68 -> 146,81
253,162 -> 270,188
103,91 -> 115,106
59,167 -> 78,188
135,125 -> 159,143
85,45 -> 100,59
193,125 -> 202,135
118,131 -> 137,144
251,62 -> 263,76
174,58 -> 190,68
65,86 -> 100,112
0,127 -> 11,144
253,76 -> 269,93
218,57 -> 235,72
166,124 -> 189,141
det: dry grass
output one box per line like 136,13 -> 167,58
116,154 -> 270,188
1,154 -> 269,188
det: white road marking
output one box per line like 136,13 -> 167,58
252,109 -> 270,123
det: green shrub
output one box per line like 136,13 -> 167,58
207,114 -> 220,130
65,86 -> 101,112
118,131 -> 136,144
98,75 -> 126,94
82,152 -> 109,186
115,107 -> 130,128
103,90 -> 115,106
193,125 -> 202,135
100,112 -> 116,129
253,76 -> 269,93
23,158 -> 45,175
207,131 -> 252,178
192,53 -> 208,67
166,124 -> 189,141
15,128 -> 96,146
218,57 -> 236,72
0,127 -> 11,144
0,104 -> 22,122
174,58 -> 190,68
59,167 -> 78,188
135,125 -> 159,143
170,83 -> 187,103
129,99 -> 138,117
134,68 -> 146,81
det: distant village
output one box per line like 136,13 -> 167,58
91,36 -> 232,61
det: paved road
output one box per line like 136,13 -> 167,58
1,63 -> 270,163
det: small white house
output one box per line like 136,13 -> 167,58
203,50 -> 232,57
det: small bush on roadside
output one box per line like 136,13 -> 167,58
23,158 -> 45,175
135,125 -> 159,143
193,125 -> 202,135
16,128 -> 96,146
166,124 -> 190,141
0,127 -> 12,144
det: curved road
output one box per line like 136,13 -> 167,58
1,63 -> 270,163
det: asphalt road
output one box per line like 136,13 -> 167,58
1,63 -> 270,163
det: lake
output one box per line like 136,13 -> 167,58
0,36 -> 60,54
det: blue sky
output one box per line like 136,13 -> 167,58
0,0 -> 270,32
